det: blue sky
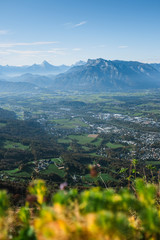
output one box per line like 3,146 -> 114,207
0,0 -> 160,66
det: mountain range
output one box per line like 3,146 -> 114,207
52,59 -> 160,91
0,59 -> 160,92
0,61 -> 70,77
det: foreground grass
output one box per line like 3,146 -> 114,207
1,179 -> 160,239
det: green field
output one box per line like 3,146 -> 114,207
51,117 -> 88,129
89,152 -> 101,157
0,123 -> 6,127
4,168 -> 19,174
41,163 -> 65,177
68,135 -> 93,144
51,157 -> 63,163
11,171 -> 32,178
4,141 -> 30,150
68,134 -> 102,146
0,158 -> 65,180
83,173 -> 116,183
0,168 -> 32,179
106,142 -> 124,149
58,138 -> 72,144
82,146 -> 90,151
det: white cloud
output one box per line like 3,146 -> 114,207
6,48 -> 66,56
0,30 -> 8,35
118,45 -> 128,49
8,50 -> 42,54
73,21 -> 87,28
64,21 -> 87,29
0,41 -> 58,48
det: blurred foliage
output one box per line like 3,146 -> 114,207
0,179 -> 160,239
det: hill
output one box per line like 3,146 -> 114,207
0,80 -> 42,93
9,73 -> 55,88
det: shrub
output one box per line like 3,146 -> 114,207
0,179 -> 160,239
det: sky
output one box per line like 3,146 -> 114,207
0,0 -> 160,66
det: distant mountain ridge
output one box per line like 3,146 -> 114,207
150,63 -> 160,72
52,58 -> 160,91
0,61 -> 70,76
0,58 -> 160,92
